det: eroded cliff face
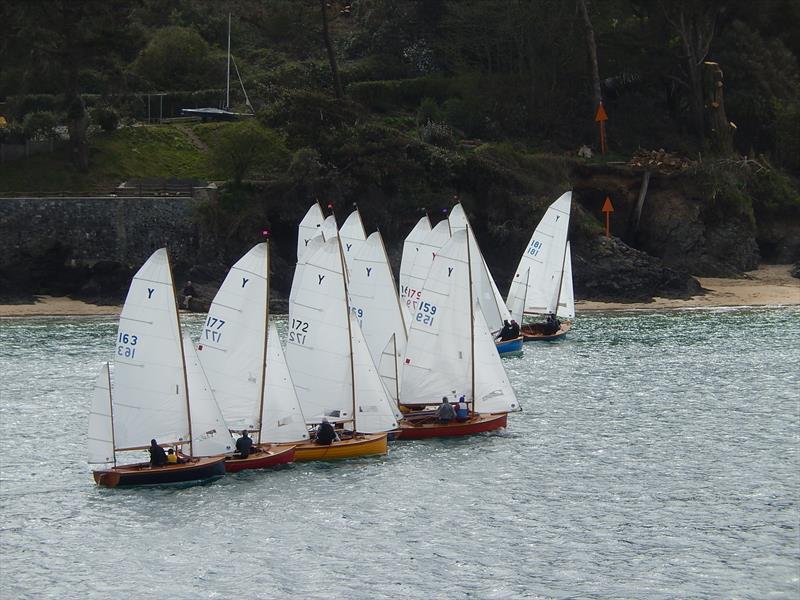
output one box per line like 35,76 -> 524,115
572,165 -> 763,279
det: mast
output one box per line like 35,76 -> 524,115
333,211 -> 358,431
466,226 -> 476,413
225,12 -> 231,109
256,237 -> 270,445
170,249 -> 194,456
106,362 -> 117,467
389,333 -> 399,406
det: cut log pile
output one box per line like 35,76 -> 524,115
627,148 -> 695,173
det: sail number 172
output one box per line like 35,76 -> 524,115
288,319 -> 309,345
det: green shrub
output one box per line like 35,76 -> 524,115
207,121 -> 290,185
22,111 -> 58,141
91,106 -> 119,132
416,98 -> 441,124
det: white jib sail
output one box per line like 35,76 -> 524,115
297,203 -> 325,261
183,336 -> 235,456
349,231 -> 408,373
400,229 -> 473,406
87,362 -> 114,464
197,242 -> 269,432
350,312 -> 399,433
472,309 -> 520,413
378,334 -> 403,416
286,237 -> 354,423
112,248 -> 190,450
399,218 -> 451,317
448,204 -> 511,334
507,191 -> 572,320
261,321 -> 309,442
557,242 -> 576,320
339,210 -> 367,271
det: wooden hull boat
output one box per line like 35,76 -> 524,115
495,336 -> 523,354
93,456 -> 226,488
293,432 -> 388,461
223,443 -> 296,473
395,413 -> 508,440
521,321 -> 571,342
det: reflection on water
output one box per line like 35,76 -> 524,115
1,308 -> 798,599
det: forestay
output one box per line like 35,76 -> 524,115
87,362 -> 114,464
399,218 -> 451,317
507,191 -> 572,321
448,204 -> 511,334
198,243 -> 270,432
112,248 -> 190,450
183,336 -> 235,456
297,203 -> 325,261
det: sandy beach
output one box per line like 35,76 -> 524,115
1,265 -> 797,317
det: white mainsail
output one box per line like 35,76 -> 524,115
87,362 -> 114,464
321,214 -> 338,241
297,203 -> 325,261
401,229 -> 472,405
289,235 -> 325,307
286,237 -> 397,432
112,248 -> 190,450
448,203 -> 511,334
261,321 -> 310,442
507,191 -> 572,321
399,218 -> 451,314
286,238 -> 354,422
182,336 -> 235,456
198,243 -> 270,432
339,209 -> 367,271
400,229 -> 519,412
348,231 -> 408,373
557,242 -> 575,319
399,216 -> 431,298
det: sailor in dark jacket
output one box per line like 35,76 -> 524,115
149,439 -> 167,467
497,320 -> 514,341
235,430 -> 254,457
315,418 -> 337,445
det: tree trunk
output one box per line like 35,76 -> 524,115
577,0 -> 602,110
320,0 -> 344,100
703,61 -> 734,155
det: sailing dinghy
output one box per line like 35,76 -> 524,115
196,242 -> 298,473
397,229 -> 520,439
506,191 -> 575,341
286,235 -> 398,460
88,249 -> 226,487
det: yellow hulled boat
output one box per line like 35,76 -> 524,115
293,432 -> 388,462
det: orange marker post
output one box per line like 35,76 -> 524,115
595,102 -> 608,155
602,196 -> 614,238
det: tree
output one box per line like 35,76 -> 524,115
208,121 -> 290,186
7,0 -> 139,172
132,26 -> 215,90
320,0 -> 344,99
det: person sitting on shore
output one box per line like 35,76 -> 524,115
149,439 -> 167,467
235,430 -> 254,458
315,418 -> 338,445
436,397 -> 456,424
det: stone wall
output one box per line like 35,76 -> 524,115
0,195 -> 203,268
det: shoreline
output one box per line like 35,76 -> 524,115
1,265 -> 797,318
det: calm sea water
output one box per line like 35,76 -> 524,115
1,308 -> 798,599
